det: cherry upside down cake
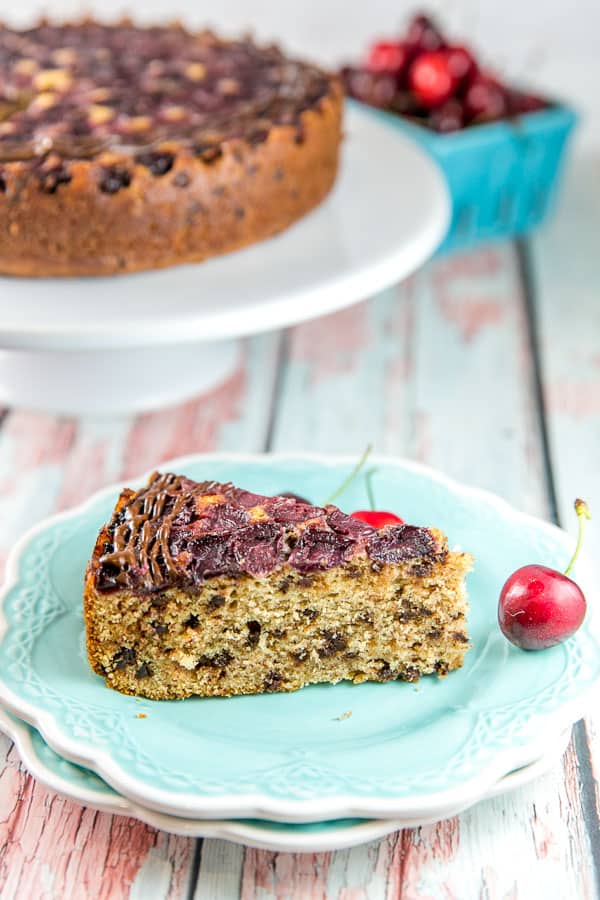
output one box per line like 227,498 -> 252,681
0,20 -> 342,276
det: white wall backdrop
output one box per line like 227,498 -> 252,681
1,0 -> 598,146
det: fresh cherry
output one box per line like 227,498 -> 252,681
443,45 -> 478,85
464,74 -> 507,122
406,14 -> 445,52
409,51 -> 456,108
506,89 -> 547,115
366,41 -> 410,78
341,67 -> 397,108
429,98 -> 464,132
351,510 -> 405,527
349,467 -> 404,528
498,499 -> 590,650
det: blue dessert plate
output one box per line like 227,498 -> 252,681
0,453 -> 597,822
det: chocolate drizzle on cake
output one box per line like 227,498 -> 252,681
95,471 -> 442,594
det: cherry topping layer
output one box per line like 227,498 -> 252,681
94,471 -> 441,592
0,21 -> 331,164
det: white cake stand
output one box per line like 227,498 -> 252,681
0,105 -> 449,414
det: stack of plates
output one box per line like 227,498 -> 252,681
0,454 -> 597,853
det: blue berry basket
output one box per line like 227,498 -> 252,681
352,99 -> 577,254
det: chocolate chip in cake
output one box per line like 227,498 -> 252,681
151,622 -> 168,635
297,575 -> 315,588
195,143 -> 222,163
135,662 -> 153,679
400,665 -> 421,682
207,594 -> 226,611
213,650 -> 233,667
452,631 -> 469,643
272,627 -> 287,639
172,171 -> 190,187
196,650 -> 233,668
0,173 -> 6,193
278,576 -> 293,594
151,594 -> 168,609
99,166 -> 132,194
318,629 -> 347,657
397,601 -> 433,623
377,661 -> 397,681
301,607 -> 319,621
291,648 -> 309,664
185,614 -> 200,628
264,671 -> 283,692
434,661 -> 449,676
428,627 -> 442,639
246,620 -> 261,646
136,150 -> 175,176
113,647 -> 137,670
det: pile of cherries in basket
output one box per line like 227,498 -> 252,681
340,13 -> 548,132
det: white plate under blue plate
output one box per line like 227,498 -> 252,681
0,453 -> 597,822
0,707 -> 570,853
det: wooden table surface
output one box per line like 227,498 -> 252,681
0,155 -> 598,899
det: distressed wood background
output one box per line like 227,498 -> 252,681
0,136 -> 598,900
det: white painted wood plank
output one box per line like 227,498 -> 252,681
193,841 -> 244,900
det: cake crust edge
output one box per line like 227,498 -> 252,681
0,76 -> 342,276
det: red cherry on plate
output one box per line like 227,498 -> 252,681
351,510 -> 405,527
498,499 -> 590,650
406,14 -> 445,52
366,41 -> 410,78
498,565 -> 586,650
409,51 -> 456,108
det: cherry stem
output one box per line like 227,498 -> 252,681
564,498 -> 591,577
323,444 -> 373,506
365,468 -> 378,511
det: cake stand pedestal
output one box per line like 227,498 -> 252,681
0,341 -> 239,416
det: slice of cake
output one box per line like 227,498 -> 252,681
84,472 -> 472,700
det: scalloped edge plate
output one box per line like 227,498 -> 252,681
0,453 -> 597,823
0,708 -> 571,853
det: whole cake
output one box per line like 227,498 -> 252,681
84,472 -> 472,700
0,20 -> 342,276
